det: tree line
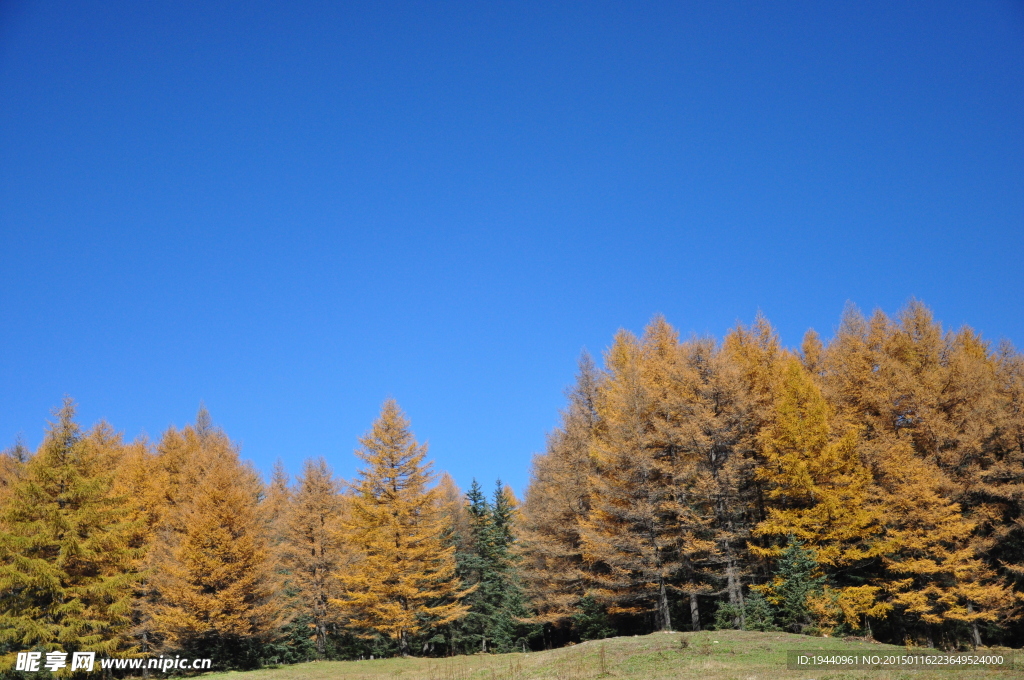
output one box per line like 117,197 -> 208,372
519,300 -> 1024,650
0,397 -> 538,673
1,300 -> 1022,675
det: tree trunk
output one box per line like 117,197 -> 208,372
316,621 -> 327,657
727,561 -> 744,629
689,592 -> 700,632
657,579 -> 672,631
968,603 -> 982,648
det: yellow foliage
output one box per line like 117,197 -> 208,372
333,400 -> 471,653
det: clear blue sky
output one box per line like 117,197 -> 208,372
2,1 -> 1022,495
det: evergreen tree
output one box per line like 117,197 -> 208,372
456,481 -> 533,653
0,399 -> 142,666
758,538 -> 824,634
333,400 -> 470,655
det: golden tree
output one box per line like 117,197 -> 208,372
0,437 -> 30,510
581,325 -> 714,631
281,457 -> 343,658
753,357 -> 885,563
878,442 -> 1014,647
333,400 -> 470,655
751,356 -> 889,631
672,336 -> 759,629
518,353 -> 600,628
821,302 -> 1021,643
148,424 -> 283,664
0,400 -> 143,664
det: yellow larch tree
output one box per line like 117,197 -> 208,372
436,472 -> 471,554
518,353 -> 600,630
281,457 -> 343,658
989,341 -> 1024,620
333,399 -> 470,655
752,356 -> 889,630
0,437 -> 30,511
754,356 -> 884,563
0,400 -> 143,665
673,336 -> 759,629
264,460 -> 292,546
581,324 -> 715,632
822,302 -> 1020,644
147,418 -> 283,665
877,441 -> 1015,648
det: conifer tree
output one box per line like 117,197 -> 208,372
437,472 -> 471,554
0,399 -> 142,665
456,480 -> 532,653
147,419 -> 283,667
265,460 -> 292,545
759,539 -> 825,633
752,356 -> 887,626
581,327 -> 714,631
877,442 -> 1013,647
674,337 -> 758,629
0,436 -> 30,509
281,458 -> 343,658
989,341 -> 1024,631
519,354 -> 601,631
821,303 -> 1020,643
333,400 -> 470,655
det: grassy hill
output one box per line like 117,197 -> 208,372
201,631 -> 1017,680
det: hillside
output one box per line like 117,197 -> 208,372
200,631 -> 1017,680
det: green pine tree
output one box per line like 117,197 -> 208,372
455,481 -> 535,653
758,538 -> 825,633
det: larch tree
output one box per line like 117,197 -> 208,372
751,356 -> 889,631
0,436 -> 30,510
0,399 -> 142,665
821,302 -> 1021,644
333,400 -> 470,655
520,352 -> 598,634
877,441 -> 1014,648
518,353 -> 601,632
581,326 -> 714,632
148,422 -> 283,667
674,337 -> 758,629
264,460 -> 292,546
282,457 -> 343,658
636,318 -> 720,631
436,472 -> 471,554
132,409 -> 225,656
989,341 -> 1024,631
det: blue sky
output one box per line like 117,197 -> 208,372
2,1 -> 1022,495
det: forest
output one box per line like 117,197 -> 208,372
2,300 -> 1023,674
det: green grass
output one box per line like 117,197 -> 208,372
199,631 -> 1018,680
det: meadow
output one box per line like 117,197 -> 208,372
201,631 -> 1017,680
